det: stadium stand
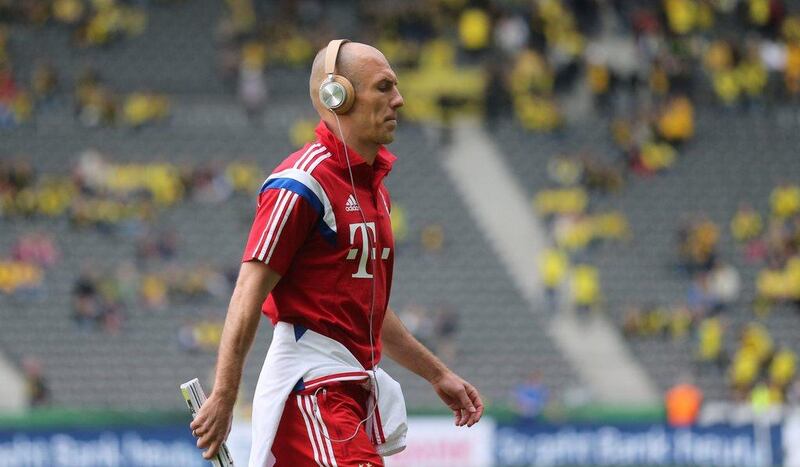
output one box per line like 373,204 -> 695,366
493,107 -> 800,401
3,0 -> 800,418
0,113 -> 581,409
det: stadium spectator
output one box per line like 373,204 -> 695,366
580,157 -> 625,194
639,141 -> 677,174
178,320 -> 201,353
75,1 -> 147,48
172,263 -> 230,302
534,187 -> 588,217
622,305 -> 646,338
197,165 -> 233,204
493,10 -> 529,57
484,59 -> 512,129
178,317 -> 225,353
22,357 -> 50,408
0,64 -> 33,127
731,203 -> 763,243
539,247 -> 569,313
136,229 -> 179,264
770,181 -> 800,220
238,41 -> 267,124
122,91 -> 170,128
678,216 -> 719,274
665,378 -> 703,427
707,261 -> 742,312
11,231 -> 60,268
730,347 -> 761,399
622,303 -> 695,341
696,316 -> 726,370
433,305 -> 459,364
546,154 -> 583,187
458,6 -> 491,58
390,202 -> 409,245
0,260 -> 44,298
669,305 -> 694,341
140,272 -> 168,311
398,303 -> 435,350
656,95 -> 694,144
553,214 -> 593,253
113,260 -> 140,309
52,0 -> 84,25
513,371 -> 549,418
786,38 -> 800,96
71,268 -> 102,330
30,61 -> 58,106
74,68 -> 117,127
742,322 -> 774,366
571,263 -> 601,315
769,345 -> 797,393
421,222 -> 445,254
750,380 -> 774,411
0,158 -> 36,194
224,161 -> 261,195
586,59 -> 611,110
289,118 -> 316,147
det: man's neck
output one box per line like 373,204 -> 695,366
323,119 -> 378,165
349,139 -> 378,166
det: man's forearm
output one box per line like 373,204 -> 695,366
212,262 -> 280,398
381,307 -> 448,383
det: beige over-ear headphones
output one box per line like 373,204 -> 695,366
319,39 -> 355,114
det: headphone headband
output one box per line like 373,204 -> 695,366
325,39 -> 349,76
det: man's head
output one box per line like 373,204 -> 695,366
310,41 -> 404,156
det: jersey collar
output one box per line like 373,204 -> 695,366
314,120 -> 397,177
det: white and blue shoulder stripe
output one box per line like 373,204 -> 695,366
259,145 -> 336,243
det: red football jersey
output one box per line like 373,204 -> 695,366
242,121 -> 396,369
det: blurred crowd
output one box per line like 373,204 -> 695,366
398,302 -> 460,364
74,67 -> 171,128
621,180 -> 800,403
0,150 -> 261,230
0,0 -> 148,47
0,231 -> 56,297
5,0 -> 800,130
3,0 -> 800,409
0,0 -> 173,128
210,0 -> 800,128
71,257 -> 234,335
0,152 -> 263,342
533,150 -> 635,315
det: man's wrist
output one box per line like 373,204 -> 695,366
425,365 -> 450,384
211,384 -> 238,402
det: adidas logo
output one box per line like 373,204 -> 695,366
345,194 -> 360,212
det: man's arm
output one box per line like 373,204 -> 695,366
382,307 -> 484,427
191,260 -> 281,460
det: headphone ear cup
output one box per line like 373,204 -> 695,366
321,75 -> 355,114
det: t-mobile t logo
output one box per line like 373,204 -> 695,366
347,222 -> 390,278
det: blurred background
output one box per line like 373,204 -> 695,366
1,0 -> 800,465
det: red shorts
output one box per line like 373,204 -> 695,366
271,381 -> 384,467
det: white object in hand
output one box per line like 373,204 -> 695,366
180,378 -> 235,467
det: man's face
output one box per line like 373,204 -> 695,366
349,55 -> 404,146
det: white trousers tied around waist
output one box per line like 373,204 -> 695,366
249,322 -> 407,467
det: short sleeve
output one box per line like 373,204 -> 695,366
242,187 -> 318,275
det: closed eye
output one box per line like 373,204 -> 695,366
377,78 -> 398,92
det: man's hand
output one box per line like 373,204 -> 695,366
189,391 -> 235,460
191,261 -> 279,459
431,371 -> 484,427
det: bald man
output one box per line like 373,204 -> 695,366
191,40 -> 483,467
